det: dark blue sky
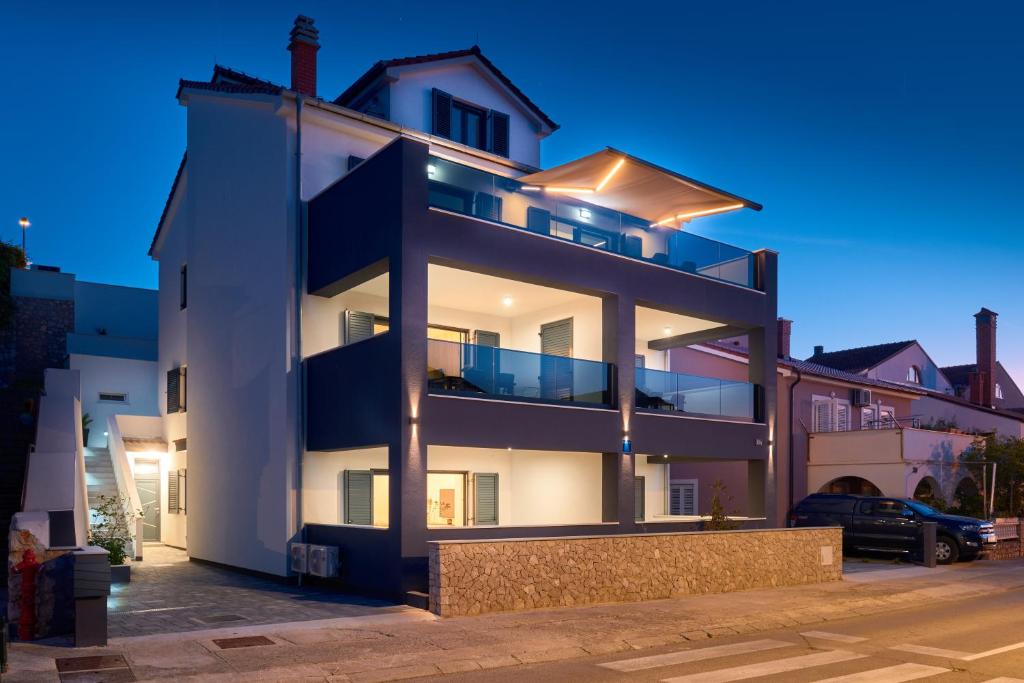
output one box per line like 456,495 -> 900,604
2,1 -> 1022,377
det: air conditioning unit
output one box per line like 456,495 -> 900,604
289,543 -> 309,574
308,544 -> 339,578
852,389 -> 872,407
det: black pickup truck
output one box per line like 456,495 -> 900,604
790,494 -> 996,564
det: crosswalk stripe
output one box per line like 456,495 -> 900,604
598,639 -> 793,672
661,649 -> 866,683
964,640 -> 1024,661
812,662 -> 949,683
890,644 -> 973,659
801,631 -> 868,644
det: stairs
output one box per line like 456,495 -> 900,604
85,448 -> 119,519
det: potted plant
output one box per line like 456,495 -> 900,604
82,413 -> 93,446
91,493 -> 142,583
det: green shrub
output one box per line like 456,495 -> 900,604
90,493 -> 141,565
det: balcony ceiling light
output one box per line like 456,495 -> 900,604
663,326 -> 673,335
501,296 -> 514,307
545,187 -> 594,194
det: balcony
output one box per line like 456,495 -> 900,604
427,156 -> 757,289
427,338 -> 614,407
635,367 -> 755,420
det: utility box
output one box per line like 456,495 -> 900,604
73,547 -> 111,647
289,543 -> 309,574
308,545 -> 339,578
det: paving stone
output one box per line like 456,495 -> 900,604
347,664 -> 442,682
435,659 -> 482,674
475,654 -> 521,670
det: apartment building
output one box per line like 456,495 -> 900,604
149,16 -> 777,599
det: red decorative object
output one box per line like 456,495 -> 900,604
13,548 -> 40,641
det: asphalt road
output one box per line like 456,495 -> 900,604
427,583 -> 1024,682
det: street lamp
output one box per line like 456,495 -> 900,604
18,217 -> 30,256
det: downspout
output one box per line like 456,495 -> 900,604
294,94 -> 306,553
787,364 -> 802,516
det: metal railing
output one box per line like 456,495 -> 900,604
426,338 -> 615,406
635,367 -> 755,420
427,156 -> 757,289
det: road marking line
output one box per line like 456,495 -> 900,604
964,641 -> 1024,661
812,662 -> 949,683
983,678 -> 1024,682
661,650 -> 866,683
599,639 -> 793,672
801,631 -> 868,644
889,644 -> 974,659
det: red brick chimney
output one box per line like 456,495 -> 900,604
969,307 -> 998,407
288,15 -> 319,97
777,318 -> 792,359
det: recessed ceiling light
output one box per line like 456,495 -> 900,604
663,326 -> 673,335
427,164 -> 436,176
502,296 -> 514,307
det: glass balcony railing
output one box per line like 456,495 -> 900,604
635,367 -> 755,420
427,156 -> 756,288
427,338 -> 614,406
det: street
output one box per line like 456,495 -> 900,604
430,584 -> 1024,682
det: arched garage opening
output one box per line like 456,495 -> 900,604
953,476 -> 984,517
819,476 -> 882,496
913,476 -> 942,506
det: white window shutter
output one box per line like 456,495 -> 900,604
835,402 -> 851,432
813,401 -> 832,433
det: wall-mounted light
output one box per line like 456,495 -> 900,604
501,296 -> 514,307
579,208 -> 591,220
103,431 -> 109,437
427,164 -> 436,176
662,454 -> 669,459
622,434 -> 632,454
408,416 -> 420,425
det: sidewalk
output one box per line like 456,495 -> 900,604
8,558 -> 1024,682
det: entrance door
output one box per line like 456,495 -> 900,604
136,474 -> 161,542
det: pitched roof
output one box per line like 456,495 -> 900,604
176,64 -> 286,99
333,45 -> 559,131
805,340 -> 917,374
940,363 -> 975,388
782,357 -> 926,395
148,152 -> 186,257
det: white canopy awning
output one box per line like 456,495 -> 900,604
519,148 -> 761,227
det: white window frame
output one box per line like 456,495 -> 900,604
907,365 -> 921,384
996,383 -> 1004,400
812,394 -> 852,433
669,479 -> 698,516
860,405 -> 878,430
880,405 -> 896,427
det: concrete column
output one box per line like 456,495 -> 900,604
749,250 -> 779,526
603,294 -> 636,528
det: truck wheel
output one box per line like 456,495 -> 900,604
936,537 -> 959,565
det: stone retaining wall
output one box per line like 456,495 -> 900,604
428,527 -> 842,617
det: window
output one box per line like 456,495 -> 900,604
427,471 -> 467,527
860,406 -> 877,430
98,392 -> 128,403
431,89 -> 510,156
996,383 -> 1004,400
473,473 -> 499,525
342,470 -> 389,527
166,367 -> 186,414
907,365 -> 921,384
635,354 -> 646,369
811,396 -> 851,433
880,405 -> 896,427
168,469 -> 186,514
670,480 -> 698,516
179,264 -> 187,310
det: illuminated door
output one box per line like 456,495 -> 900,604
135,465 -> 161,541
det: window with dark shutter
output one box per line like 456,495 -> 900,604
670,481 -> 697,516
344,470 -> 373,525
179,366 -> 187,412
474,193 -> 502,222
473,330 -> 500,347
179,264 -> 187,309
168,471 -> 179,514
634,476 -> 645,521
432,89 -> 453,138
474,473 -> 499,525
540,318 -> 573,357
343,310 -> 376,345
167,368 -> 180,414
488,110 -> 510,157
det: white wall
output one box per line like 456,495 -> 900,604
635,456 -> 669,518
915,395 -> 1024,439
865,343 -> 953,394
71,354 -> 158,447
388,60 -> 544,168
508,298 -> 603,362
180,93 -> 298,576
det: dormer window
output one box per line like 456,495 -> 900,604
431,88 -> 510,157
907,365 -> 921,384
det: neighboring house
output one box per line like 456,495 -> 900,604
7,266 -> 158,446
808,308 -> 1024,438
670,319 -> 983,515
149,16 -> 779,599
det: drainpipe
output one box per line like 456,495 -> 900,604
788,364 -> 802,515
294,94 -> 306,556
